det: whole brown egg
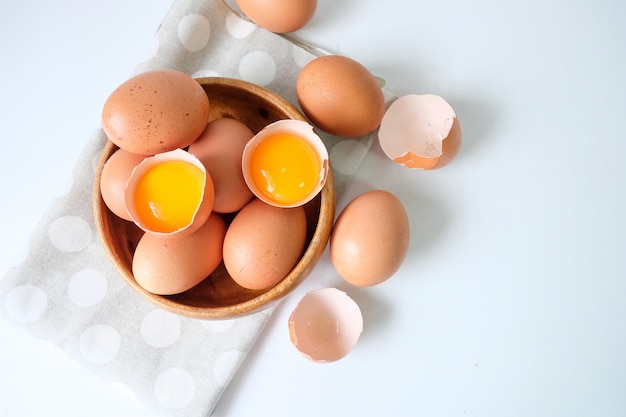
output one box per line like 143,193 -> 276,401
101,69 -> 210,155
296,55 -> 386,138
236,0 -> 317,33
330,190 -> 410,287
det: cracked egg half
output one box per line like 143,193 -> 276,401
378,94 -> 462,170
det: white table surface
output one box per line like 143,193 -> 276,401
2,0 -> 625,416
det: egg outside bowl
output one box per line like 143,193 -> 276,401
94,77 -> 336,320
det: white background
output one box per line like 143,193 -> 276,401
2,0 -> 626,416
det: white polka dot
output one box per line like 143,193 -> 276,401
192,69 -> 220,78
141,309 -> 182,348
68,268 -> 108,307
140,33 -> 160,63
213,350 -> 245,387
200,319 -> 236,333
178,14 -> 211,52
330,140 -> 371,175
225,11 -> 256,38
293,44 -> 314,68
154,368 -> 196,409
48,215 -> 92,252
79,324 -> 120,364
239,51 -> 276,86
5,285 -> 47,324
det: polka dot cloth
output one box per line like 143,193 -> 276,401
0,1 -> 394,416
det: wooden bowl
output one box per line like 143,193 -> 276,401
93,77 -> 335,320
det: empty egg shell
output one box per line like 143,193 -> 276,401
378,94 -> 462,169
288,288 -> 363,362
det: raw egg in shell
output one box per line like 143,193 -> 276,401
241,119 -> 329,208
124,149 -> 215,237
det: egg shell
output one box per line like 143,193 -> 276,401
223,198 -> 307,290
288,288 -> 363,362
296,55 -> 386,138
124,148 -> 215,237
330,190 -> 410,287
101,69 -> 210,155
378,94 -> 462,169
187,118 -> 254,213
99,148 -> 145,221
241,119 -> 329,208
132,212 -> 227,295
236,0 -> 317,33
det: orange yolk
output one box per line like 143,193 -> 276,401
133,160 -> 204,233
249,134 -> 320,205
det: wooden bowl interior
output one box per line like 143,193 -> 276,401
94,77 -> 335,319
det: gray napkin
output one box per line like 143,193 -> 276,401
0,0 -> 384,415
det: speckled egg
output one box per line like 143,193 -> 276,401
101,69 -> 210,155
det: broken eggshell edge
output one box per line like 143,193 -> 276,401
124,148 -> 215,238
242,119 -> 330,208
288,287 -> 363,362
378,94 -> 462,170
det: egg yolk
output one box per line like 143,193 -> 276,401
249,134 -> 320,205
133,160 -> 204,233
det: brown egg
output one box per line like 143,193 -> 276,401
330,190 -> 410,287
296,55 -> 386,138
188,118 -> 254,213
236,0 -> 317,33
223,198 -> 307,290
132,212 -> 226,295
99,148 -> 145,221
378,94 -> 462,169
101,69 -> 210,155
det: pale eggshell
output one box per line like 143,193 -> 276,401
296,55 -> 385,138
99,148 -> 145,221
132,212 -> 226,295
241,119 -> 329,208
223,198 -> 307,290
288,288 -> 363,362
236,0 -> 317,33
378,94 -> 462,169
330,190 -> 410,287
188,118 -> 254,213
124,148 -> 215,237
102,69 -> 210,155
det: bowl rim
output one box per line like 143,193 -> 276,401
93,76 -> 336,320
